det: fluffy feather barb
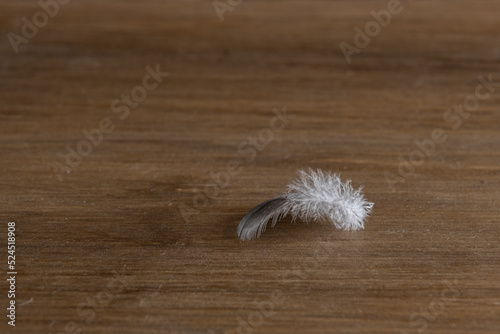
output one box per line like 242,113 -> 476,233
237,169 -> 374,240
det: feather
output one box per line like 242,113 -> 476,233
237,169 -> 374,240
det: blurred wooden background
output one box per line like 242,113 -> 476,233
1,0 -> 499,333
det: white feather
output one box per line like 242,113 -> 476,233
237,169 -> 373,240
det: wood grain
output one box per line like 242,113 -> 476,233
1,0 -> 499,333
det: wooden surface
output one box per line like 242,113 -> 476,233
1,0 -> 499,333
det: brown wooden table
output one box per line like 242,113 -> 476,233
1,0 -> 499,333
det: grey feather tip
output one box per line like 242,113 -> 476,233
237,197 -> 288,241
